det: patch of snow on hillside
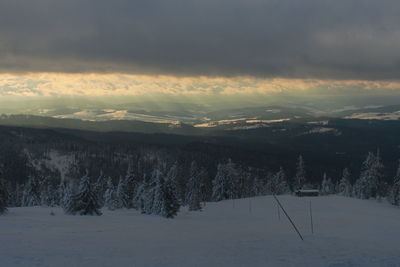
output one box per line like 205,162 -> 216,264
346,111 -> 400,120
42,150 -> 76,180
265,109 -> 281,113
307,120 -> 329,126
246,118 -> 290,123
53,109 -> 185,124
25,150 -> 76,180
307,127 -> 341,135
195,118 -> 290,128
194,118 -> 248,128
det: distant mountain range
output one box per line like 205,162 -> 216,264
1,104 -> 399,136
0,114 -> 399,184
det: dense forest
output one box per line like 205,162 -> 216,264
0,124 -> 399,217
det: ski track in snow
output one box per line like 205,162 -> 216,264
1,196 -> 399,267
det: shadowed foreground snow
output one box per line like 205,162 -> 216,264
1,196 -> 399,267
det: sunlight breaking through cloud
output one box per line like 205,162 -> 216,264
1,73 -> 400,97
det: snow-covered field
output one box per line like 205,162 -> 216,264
1,196 -> 399,267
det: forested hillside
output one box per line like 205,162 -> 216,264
0,122 -> 399,217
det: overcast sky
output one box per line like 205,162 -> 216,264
0,0 -> 400,96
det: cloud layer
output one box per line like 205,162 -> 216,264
1,73 -> 400,97
1,0 -> 400,80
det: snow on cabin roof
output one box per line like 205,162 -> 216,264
296,189 -> 319,193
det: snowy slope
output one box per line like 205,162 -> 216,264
1,196 -> 399,267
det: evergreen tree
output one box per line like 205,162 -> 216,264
42,182 -> 59,207
124,165 -> 137,208
103,177 -> 118,210
389,160 -> 400,206
355,152 -> 385,199
40,177 -> 59,207
212,164 -> 226,201
186,161 -> 203,211
212,159 -> 239,201
165,163 -> 180,201
11,183 -> 23,207
375,150 -> 388,200
270,167 -> 290,195
136,169 -> 162,214
151,170 -> 165,215
320,173 -> 334,195
0,176 -> 8,214
252,176 -> 266,196
94,170 -> 107,206
294,155 -> 306,190
161,177 -> 180,218
133,166 -> 180,218
59,181 -> 72,209
116,176 -> 129,209
132,181 -> 146,211
65,172 -> 102,216
338,168 -> 352,197
22,175 -> 41,206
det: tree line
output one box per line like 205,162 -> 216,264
1,149 -> 399,217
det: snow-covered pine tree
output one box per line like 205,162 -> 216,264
272,167 -> 290,195
138,169 -> 161,214
94,170 -> 107,206
389,160 -> 400,206
355,152 -> 385,199
212,159 -> 239,201
40,177 -> 59,207
59,181 -> 72,209
65,172 -> 102,216
22,175 -> 41,206
252,176 -> 266,196
294,155 -> 306,190
320,173 -> 334,195
151,169 -> 165,215
186,161 -> 203,211
103,177 -> 118,210
212,163 -> 227,201
132,180 -> 146,211
134,165 -> 180,218
165,162 -> 180,201
40,177 -> 50,206
161,176 -> 180,218
227,160 -> 241,199
42,182 -> 59,207
199,167 -> 211,202
0,176 -> 8,214
241,169 -> 253,198
338,168 -> 352,197
116,176 -> 129,209
11,183 -> 22,207
124,165 -> 137,208
375,150 -> 388,200
327,177 -> 334,194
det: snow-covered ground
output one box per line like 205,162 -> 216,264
1,196 -> 399,267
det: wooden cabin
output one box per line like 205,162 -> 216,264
295,189 -> 319,197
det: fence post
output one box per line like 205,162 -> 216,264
277,203 -> 281,221
309,200 -> 314,234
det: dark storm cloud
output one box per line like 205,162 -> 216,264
0,0 -> 400,79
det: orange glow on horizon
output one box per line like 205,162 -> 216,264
0,73 -> 399,97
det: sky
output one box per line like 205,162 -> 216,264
0,0 -> 400,97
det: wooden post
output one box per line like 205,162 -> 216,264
273,194 -> 304,241
249,198 -> 252,213
309,200 -> 314,234
277,203 -> 281,221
